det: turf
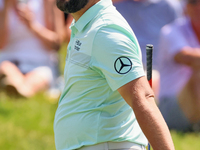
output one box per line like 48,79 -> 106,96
0,92 -> 58,150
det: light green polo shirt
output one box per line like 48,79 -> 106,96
54,0 -> 147,149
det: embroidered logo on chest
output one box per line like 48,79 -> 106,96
74,39 -> 82,51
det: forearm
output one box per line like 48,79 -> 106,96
30,22 -> 61,51
174,47 -> 200,70
15,1 -> 64,51
0,8 -> 9,49
63,14 -> 73,43
118,77 -> 175,150
132,96 -> 175,150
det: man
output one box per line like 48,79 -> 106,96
158,0 -> 200,131
54,0 -> 175,150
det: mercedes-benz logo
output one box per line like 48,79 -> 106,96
114,56 -> 132,74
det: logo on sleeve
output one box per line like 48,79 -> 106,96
114,56 -> 132,74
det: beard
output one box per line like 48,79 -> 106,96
56,0 -> 89,13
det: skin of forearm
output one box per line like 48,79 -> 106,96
174,47 -> 200,70
118,77 -> 175,150
132,96 -> 175,150
0,10 -> 9,49
30,21 -> 61,51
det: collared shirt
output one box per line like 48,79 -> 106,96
54,0 -> 147,149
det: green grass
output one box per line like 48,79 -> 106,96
171,131 -> 200,150
0,92 -> 58,150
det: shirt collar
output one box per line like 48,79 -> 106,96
71,0 -> 113,32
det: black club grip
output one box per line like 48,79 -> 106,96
146,44 -> 153,82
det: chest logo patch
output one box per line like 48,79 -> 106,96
114,56 -> 132,74
74,40 -> 82,51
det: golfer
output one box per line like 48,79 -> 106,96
54,0 -> 175,150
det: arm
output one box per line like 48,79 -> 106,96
63,14 -> 73,43
0,0 -> 13,49
174,46 -> 200,70
118,76 -> 175,150
16,1 -> 65,51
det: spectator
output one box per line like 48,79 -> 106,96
46,12 -> 73,100
158,0 -> 200,131
0,0 -> 65,98
113,0 -> 183,98
63,13 -> 73,43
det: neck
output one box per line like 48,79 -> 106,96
71,0 -> 100,22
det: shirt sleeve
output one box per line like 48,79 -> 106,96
91,26 -> 145,91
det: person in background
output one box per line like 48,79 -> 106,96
63,13 -> 73,44
46,12 -> 73,100
158,0 -> 200,132
0,0 -> 65,98
113,0 -> 183,98
54,0 -> 175,150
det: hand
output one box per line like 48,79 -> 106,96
15,3 -> 36,30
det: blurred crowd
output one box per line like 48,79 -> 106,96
0,0 -> 72,99
1,0 -> 200,132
